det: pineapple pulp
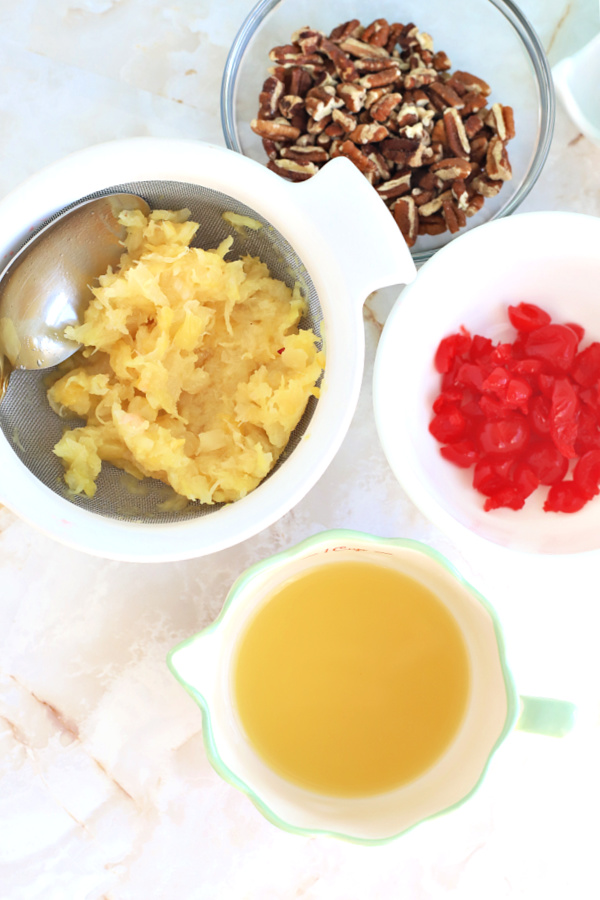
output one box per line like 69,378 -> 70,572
47,208 -> 324,504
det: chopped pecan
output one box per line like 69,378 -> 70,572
368,150 -> 391,181
370,92 -> 403,122
417,189 -> 452,216
428,81 -> 464,110
376,169 -> 412,200
349,122 -> 389,144
431,156 -> 472,180
336,82 -> 366,113
329,19 -> 362,42
355,56 -> 401,72
403,67 -> 438,89
419,213 -> 447,235
393,195 -> 419,247
450,70 -> 491,96
486,103 -> 516,141
339,36 -> 390,58
385,22 -> 405,53
432,50 -> 452,71
288,67 -> 313,97
460,91 -> 489,116
306,114 -> 332,134
280,144 -> 329,164
363,18 -> 390,47
471,173 -> 503,197
292,28 -> 323,54
443,107 -> 470,158
305,85 -> 344,121
269,46 -> 323,68
464,114 -> 485,139
469,134 -> 489,164
319,37 -> 358,81
278,94 -> 305,118
258,75 -> 285,119
451,178 -> 469,210
364,85 -> 394,109
465,193 -> 485,217
336,139 -> 378,175
359,67 -> 402,89
267,158 -> 318,181
251,117 -> 301,141
331,107 -> 357,133
486,135 -> 512,180
442,198 -> 466,233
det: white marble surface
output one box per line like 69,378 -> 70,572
1,1 -> 600,897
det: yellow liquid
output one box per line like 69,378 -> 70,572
233,559 -> 471,797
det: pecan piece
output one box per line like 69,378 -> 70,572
460,91 -> 489,116
450,70 -> 491,96
367,150 -> 391,181
363,18 -> 390,48
329,19 -> 362,42
292,27 -> 323,55
268,158 -> 318,181
339,37 -> 390,58
432,50 -> 452,71
336,139 -> 378,175
465,193 -> 485,217
443,107 -> 470,158
393,195 -> 419,247
280,145 -> 329,164
336,82 -> 366,113
469,134 -> 489,164
359,67 -> 402,89
486,135 -> 512,180
329,107 -> 356,133
403,66 -> 438,89
376,169 -> 412,200
431,157 -> 472,181
417,190 -> 452,217
428,81 -> 464,110
319,37 -> 358,81
370,92 -> 403,122
442,198 -> 467,233
486,103 -> 516,141
305,85 -> 344,121
258,75 -> 285,119
464,114 -> 484,139
278,94 -> 305,118
251,117 -> 301,141
349,122 -> 389,144
451,178 -> 469,210
471,173 -> 503,197
419,213 -> 447,235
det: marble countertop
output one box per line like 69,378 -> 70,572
1,1 -> 599,897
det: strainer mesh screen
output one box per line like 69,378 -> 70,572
0,180 -> 323,524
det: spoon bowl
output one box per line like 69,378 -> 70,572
0,192 -> 150,385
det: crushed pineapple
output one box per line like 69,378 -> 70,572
48,208 -> 324,504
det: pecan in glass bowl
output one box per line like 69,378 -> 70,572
221,0 -> 554,265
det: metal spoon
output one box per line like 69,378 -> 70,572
0,192 -> 150,399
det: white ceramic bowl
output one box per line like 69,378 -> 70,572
373,211 -> 600,555
0,137 -> 415,562
552,33 -> 600,146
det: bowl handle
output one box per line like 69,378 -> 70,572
516,695 -> 576,738
287,157 -> 417,301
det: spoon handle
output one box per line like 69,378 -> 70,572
0,353 -> 11,402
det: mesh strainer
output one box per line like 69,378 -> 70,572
0,138 -> 415,561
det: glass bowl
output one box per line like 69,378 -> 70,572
221,0 -> 555,266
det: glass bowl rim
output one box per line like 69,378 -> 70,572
220,0 -> 556,266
